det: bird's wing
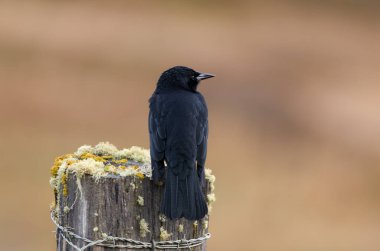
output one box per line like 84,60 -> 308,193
149,95 -> 166,181
196,118 -> 208,164
196,95 -> 208,181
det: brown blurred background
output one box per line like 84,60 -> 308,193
1,1 -> 380,250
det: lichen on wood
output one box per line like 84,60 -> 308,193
139,218 -> 150,238
50,142 -> 215,251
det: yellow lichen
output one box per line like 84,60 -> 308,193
61,173 -> 68,196
202,219 -> 209,235
159,214 -> 166,223
115,159 -> 128,164
69,158 -> 106,182
63,206 -> 70,213
202,220 -> 208,229
50,155 -> 70,177
160,226 -> 172,241
130,182 -> 136,191
71,143 -> 152,178
50,163 -> 60,177
93,142 -> 118,156
178,224 -> 184,233
205,168 -> 216,192
137,196 -> 144,206
104,164 -> 117,173
102,155 -> 114,159
205,169 -> 216,212
207,193 -> 216,203
207,193 -> 216,212
66,159 -> 77,166
139,218 -> 150,237
49,177 -> 57,189
115,146 -> 150,163
80,152 -> 106,163
193,220 -> 199,235
57,154 -> 75,161
53,144 -> 152,182
135,172 -> 144,179
93,227 -> 99,232
74,145 -> 92,156
119,168 -> 137,177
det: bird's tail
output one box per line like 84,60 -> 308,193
161,168 -> 208,220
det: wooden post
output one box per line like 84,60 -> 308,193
54,166 -> 211,251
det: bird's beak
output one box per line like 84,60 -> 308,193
196,73 -> 215,81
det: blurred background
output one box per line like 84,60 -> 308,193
1,0 -> 379,250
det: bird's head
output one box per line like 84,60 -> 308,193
157,66 -> 215,92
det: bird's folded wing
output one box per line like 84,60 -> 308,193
196,119 -> 208,165
196,108 -> 208,183
149,109 -> 166,161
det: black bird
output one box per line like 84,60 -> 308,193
149,66 -> 214,220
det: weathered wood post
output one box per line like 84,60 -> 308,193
50,143 -> 215,251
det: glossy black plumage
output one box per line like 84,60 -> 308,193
149,66 -> 213,220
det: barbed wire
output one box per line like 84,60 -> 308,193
51,211 -> 211,250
